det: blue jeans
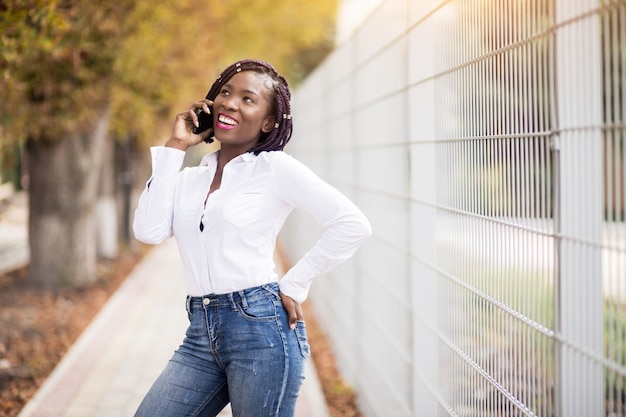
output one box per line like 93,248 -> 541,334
134,283 -> 310,417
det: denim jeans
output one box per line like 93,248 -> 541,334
134,283 -> 310,417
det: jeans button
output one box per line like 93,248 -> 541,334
203,298 -> 211,305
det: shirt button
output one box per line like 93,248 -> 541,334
202,298 -> 211,305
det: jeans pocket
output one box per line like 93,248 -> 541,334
237,294 -> 278,322
295,321 -> 311,359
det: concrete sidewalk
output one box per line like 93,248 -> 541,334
17,238 -> 330,417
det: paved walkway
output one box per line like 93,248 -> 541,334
15,237 -> 330,417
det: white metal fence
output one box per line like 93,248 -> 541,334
280,0 -> 626,416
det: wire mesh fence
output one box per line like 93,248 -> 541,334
285,0 -> 626,415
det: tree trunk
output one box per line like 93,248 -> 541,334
96,135 -> 118,259
116,135 -> 135,246
27,110 -> 110,288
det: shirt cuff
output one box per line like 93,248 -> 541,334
279,257 -> 317,304
148,146 -> 186,187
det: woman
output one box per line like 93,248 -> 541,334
133,59 -> 371,417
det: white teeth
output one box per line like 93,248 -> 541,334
218,115 -> 238,126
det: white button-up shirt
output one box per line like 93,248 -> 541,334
133,146 -> 371,303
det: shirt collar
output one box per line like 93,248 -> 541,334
199,150 -> 257,167
240,152 -> 257,162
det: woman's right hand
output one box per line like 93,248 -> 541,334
165,99 -> 214,151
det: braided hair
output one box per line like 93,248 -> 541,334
205,59 -> 293,155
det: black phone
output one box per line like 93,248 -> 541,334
193,107 -> 214,143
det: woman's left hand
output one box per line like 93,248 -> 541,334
279,292 -> 304,330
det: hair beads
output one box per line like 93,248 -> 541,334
205,59 -> 293,154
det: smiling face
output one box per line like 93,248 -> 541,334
211,70 -> 276,154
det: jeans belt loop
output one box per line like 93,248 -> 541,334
185,295 -> 191,314
239,290 -> 248,309
227,293 -> 237,310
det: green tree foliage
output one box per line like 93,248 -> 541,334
212,1 -> 339,83
110,0 -> 339,145
2,0 -> 338,146
1,1 -> 133,141
109,0 -> 221,141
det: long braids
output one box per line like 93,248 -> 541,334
205,59 -> 293,155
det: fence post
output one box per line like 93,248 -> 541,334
408,1 -> 441,414
554,0 -> 604,415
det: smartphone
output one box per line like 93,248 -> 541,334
193,107 -> 214,143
